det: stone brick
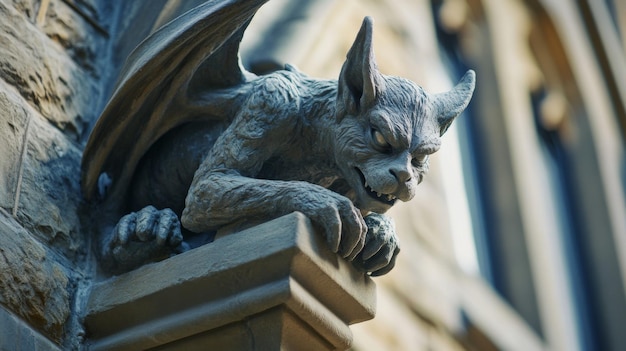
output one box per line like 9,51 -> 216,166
17,113 -> 85,259
0,89 -> 28,211
0,80 -> 85,260
0,210 -> 72,344
40,0 -> 107,76
0,1 -> 100,141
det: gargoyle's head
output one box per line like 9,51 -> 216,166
334,17 -> 475,214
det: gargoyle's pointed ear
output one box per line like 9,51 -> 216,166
337,17 -> 384,116
434,70 -> 476,135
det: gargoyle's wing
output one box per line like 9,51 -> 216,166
81,0 -> 268,205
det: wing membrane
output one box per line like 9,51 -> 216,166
82,0 -> 268,204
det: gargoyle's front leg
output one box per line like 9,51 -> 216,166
353,213 -> 400,276
182,171 -> 367,260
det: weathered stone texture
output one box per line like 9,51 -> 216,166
18,113 -> 84,258
0,0 -> 111,347
9,0 -> 37,21
0,80 -> 85,260
0,1 -> 99,141
0,89 -> 27,211
40,0 -> 107,76
0,210 -> 71,344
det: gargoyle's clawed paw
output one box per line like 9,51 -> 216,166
298,188 -> 367,260
107,206 -> 183,272
352,213 -> 400,276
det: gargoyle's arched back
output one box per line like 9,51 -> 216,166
81,0 -> 268,208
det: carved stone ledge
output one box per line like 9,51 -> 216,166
84,212 -> 376,351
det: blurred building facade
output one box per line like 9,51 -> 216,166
0,0 -> 624,350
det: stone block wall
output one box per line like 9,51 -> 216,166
0,0 -> 113,348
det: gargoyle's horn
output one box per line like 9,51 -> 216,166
434,69 -> 476,135
337,16 -> 384,116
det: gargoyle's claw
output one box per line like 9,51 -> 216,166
361,236 -> 385,260
156,209 -> 182,246
114,214 -> 136,245
370,248 -> 399,276
105,206 -> 184,273
351,213 -> 400,276
341,207 -> 367,261
135,205 -> 158,241
322,211 -> 342,254
300,187 -> 366,260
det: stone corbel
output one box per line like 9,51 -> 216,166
84,212 -> 376,350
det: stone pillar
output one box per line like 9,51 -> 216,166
84,212 -> 376,350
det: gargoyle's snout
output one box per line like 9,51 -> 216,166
385,154 -> 418,201
364,159 -> 417,203
389,165 -> 412,184
389,177 -> 417,203
389,175 -> 417,203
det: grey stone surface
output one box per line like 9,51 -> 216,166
0,210 -> 71,344
84,212 -> 375,350
0,306 -> 62,351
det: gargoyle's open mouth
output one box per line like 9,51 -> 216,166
355,168 -> 396,206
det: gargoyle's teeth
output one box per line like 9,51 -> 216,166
356,168 -> 396,204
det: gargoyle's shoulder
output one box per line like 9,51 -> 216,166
247,71 -> 304,115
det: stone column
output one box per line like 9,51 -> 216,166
84,212 -> 376,350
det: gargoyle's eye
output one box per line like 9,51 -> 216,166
371,129 -> 389,149
412,154 -> 429,167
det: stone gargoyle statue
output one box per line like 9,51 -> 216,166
81,0 -> 475,275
